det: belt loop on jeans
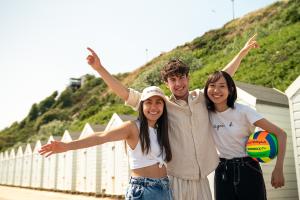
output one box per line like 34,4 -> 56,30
240,157 -> 245,166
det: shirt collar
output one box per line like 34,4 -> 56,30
169,94 -> 188,106
169,90 -> 198,106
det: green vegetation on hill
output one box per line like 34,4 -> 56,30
0,0 -> 299,151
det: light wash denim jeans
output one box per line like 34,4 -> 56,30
125,176 -> 173,200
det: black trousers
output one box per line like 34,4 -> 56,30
214,157 -> 267,200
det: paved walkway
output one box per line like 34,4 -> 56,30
0,185 -> 122,200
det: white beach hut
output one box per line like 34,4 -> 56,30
56,130 -> 81,192
1,150 -> 9,185
0,151 -> 9,185
14,145 -> 26,186
31,140 -> 47,189
286,75 -> 300,198
7,148 -> 16,185
21,143 -> 35,187
207,82 -> 298,200
42,135 -> 61,190
2,150 -> 9,185
0,152 -> 3,183
76,123 -> 105,194
101,114 -> 135,196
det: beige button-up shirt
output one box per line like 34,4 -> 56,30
126,88 -> 219,180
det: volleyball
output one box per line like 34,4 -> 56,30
246,131 -> 278,163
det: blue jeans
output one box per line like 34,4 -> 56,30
215,157 -> 267,200
125,176 -> 173,200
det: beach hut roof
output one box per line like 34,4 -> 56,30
236,81 -> 288,107
69,131 -> 82,140
52,135 -> 62,141
285,76 -> 300,98
90,124 -> 106,132
118,114 -> 136,122
40,140 -> 48,145
29,142 -> 36,149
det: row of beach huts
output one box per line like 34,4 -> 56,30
0,77 -> 300,199
0,113 -> 135,197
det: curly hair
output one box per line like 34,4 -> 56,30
160,58 -> 189,82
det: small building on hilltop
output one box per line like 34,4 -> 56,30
69,78 -> 82,90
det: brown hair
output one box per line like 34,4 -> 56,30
160,59 -> 189,82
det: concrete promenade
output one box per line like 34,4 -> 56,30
0,185 -> 122,200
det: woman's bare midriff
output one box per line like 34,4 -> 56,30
131,163 -> 167,178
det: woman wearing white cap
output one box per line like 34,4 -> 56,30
39,86 -> 173,200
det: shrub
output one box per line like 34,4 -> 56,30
56,88 -> 73,108
37,120 -> 70,138
34,109 -> 70,130
38,91 -> 58,114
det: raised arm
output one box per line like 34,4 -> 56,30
87,47 -> 129,101
39,121 -> 135,157
254,118 -> 287,189
222,34 -> 259,76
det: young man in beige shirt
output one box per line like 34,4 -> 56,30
86,35 -> 258,200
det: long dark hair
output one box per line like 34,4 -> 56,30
138,100 -> 172,162
204,71 -> 237,112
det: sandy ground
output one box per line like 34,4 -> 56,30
0,185 -> 123,200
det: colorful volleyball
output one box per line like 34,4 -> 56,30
246,131 -> 278,163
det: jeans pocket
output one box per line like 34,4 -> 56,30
125,184 -> 145,200
245,160 -> 263,175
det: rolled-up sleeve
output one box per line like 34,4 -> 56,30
125,88 -> 141,111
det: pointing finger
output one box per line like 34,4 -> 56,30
249,33 -> 257,41
87,47 -> 97,56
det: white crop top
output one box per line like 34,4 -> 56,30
127,121 -> 167,170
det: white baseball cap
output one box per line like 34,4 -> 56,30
140,86 -> 166,101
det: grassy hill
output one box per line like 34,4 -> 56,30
0,0 -> 299,151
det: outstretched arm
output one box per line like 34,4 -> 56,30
254,118 -> 287,189
39,121 -> 134,157
87,47 -> 129,101
222,34 -> 259,76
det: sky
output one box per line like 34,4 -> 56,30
0,0 -> 278,130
